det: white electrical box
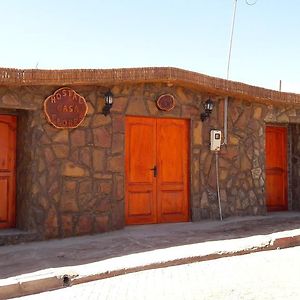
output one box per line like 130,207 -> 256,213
210,130 -> 222,151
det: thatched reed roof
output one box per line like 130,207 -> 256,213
1,67 -> 299,105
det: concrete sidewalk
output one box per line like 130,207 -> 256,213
2,212 -> 300,299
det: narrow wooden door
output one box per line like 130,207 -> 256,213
157,119 -> 189,223
266,126 -> 288,211
0,115 -> 17,229
125,117 -> 157,224
125,116 -> 189,225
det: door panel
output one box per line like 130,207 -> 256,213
266,126 -> 287,211
128,191 -> 153,216
160,191 -> 184,214
0,123 -> 10,171
0,115 -> 17,229
125,116 -> 189,225
157,119 -> 189,222
128,122 -> 156,183
125,117 -> 157,224
158,122 -> 183,183
0,177 -> 9,221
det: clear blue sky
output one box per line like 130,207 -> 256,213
1,0 -> 300,93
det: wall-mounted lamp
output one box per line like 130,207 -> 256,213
102,90 -> 113,116
200,98 -> 214,122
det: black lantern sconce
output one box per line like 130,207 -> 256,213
102,90 -> 113,116
200,98 -> 214,122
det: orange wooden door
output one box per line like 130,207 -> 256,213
266,126 -> 288,211
125,116 -> 189,225
157,118 -> 189,223
0,115 -> 17,229
125,117 -> 157,224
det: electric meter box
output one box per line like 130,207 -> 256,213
210,130 -> 222,151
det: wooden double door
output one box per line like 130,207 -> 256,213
0,115 -> 17,229
125,116 -> 189,225
266,126 -> 288,211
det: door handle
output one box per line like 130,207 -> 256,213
150,165 -> 157,177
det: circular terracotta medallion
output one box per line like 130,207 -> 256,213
44,88 -> 88,129
156,94 -> 175,111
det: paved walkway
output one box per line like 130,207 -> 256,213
1,212 -> 300,299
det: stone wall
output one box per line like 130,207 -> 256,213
0,84 -> 205,238
0,83 -> 300,239
198,101 -> 300,219
290,124 -> 300,210
195,99 -> 266,219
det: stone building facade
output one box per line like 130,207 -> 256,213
0,67 -> 300,243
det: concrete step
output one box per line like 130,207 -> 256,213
0,229 -> 39,246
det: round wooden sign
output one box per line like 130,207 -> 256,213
156,94 -> 175,111
44,88 -> 88,129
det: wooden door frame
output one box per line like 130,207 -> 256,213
125,115 -> 191,224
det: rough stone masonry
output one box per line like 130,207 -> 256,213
0,67 -> 300,241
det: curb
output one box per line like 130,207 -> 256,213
1,229 -> 300,299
